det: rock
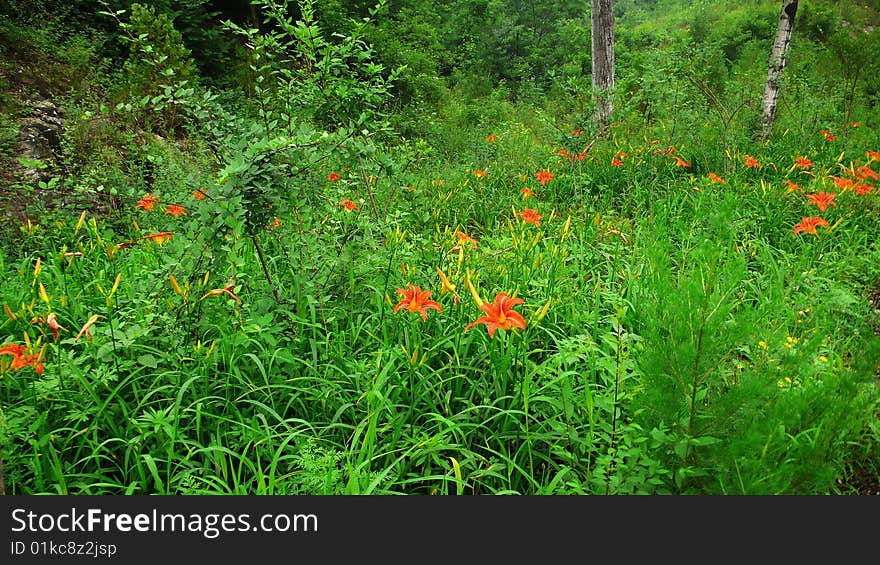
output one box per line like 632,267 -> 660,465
17,97 -> 64,184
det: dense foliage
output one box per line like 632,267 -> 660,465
0,0 -> 878,495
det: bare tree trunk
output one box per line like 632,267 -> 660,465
759,0 -> 798,140
590,0 -> 615,129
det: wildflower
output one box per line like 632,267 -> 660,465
193,189 -> 207,200
822,129 -> 835,142
794,157 -> 813,169
867,150 -> 880,162
854,166 -> 878,182
271,216 -> 281,230
485,134 -> 496,142
518,208 -> 542,226
169,274 -> 183,296
571,129 -> 583,136
744,155 -> 760,168
572,152 -> 587,161
393,284 -> 442,322
327,172 -> 341,182
464,292 -> 527,338
436,267 -> 459,304
136,194 -> 160,211
831,176 -> 854,191
558,149 -> 570,158
521,187 -> 536,199
164,204 -> 187,218
46,313 -> 67,341
852,122 -> 860,128
707,172 -> 726,185
854,184 -> 875,196
782,180 -> 802,193
143,232 -> 173,245
75,314 -> 104,342
339,199 -> 359,211
0,342 -> 44,375
804,191 -> 837,212
616,151 -> 629,158
792,216 -> 829,236
455,230 -> 478,249
672,155 -> 691,168
200,281 -> 242,305
535,169 -> 553,186
473,169 -> 487,179
611,157 -> 624,167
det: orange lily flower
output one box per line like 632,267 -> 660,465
611,157 -> 624,167
136,194 -> 160,211
328,172 -> 341,182
46,313 -> 67,341
165,204 -> 187,218
672,155 -> 691,168
854,184 -> 875,195
854,166 -> 878,182
744,155 -> 760,168
485,134 -> 496,142
866,150 -> 880,162
521,187 -> 536,199
535,169 -> 553,186
518,208 -> 542,226
707,172 -> 726,185
339,198 -> 359,211
393,284 -> 442,321
822,129 -> 835,142
571,129 -> 583,136
831,176 -> 854,191
783,180 -> 802,193
455,230 -> 478,249
0,342 -> 44,375
143,232 -> 173,245
200,281 -> 242,305
473,169 -> 487,179
804,191 -> 837,212
193,188 -> 207,200
793,216 -> 829,236
465,292 -> 527,338
794,157 -> 813,169
75,314 -> 104,342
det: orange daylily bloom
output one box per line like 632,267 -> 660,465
794,157 -> 813,169
518,208 -> 542,226
793,216 -> 829,236
854,184 -> 875,195
707,172 -> 726,185
485,134 -> 496,142
339,198 -> 359,211
804,191 -> 837,212
852,122 -> 860,128
0,342 -> 44,375
571,129 -> 583,136
455,230 -> 478,249
327,172 -> 341,182
611,157 -> 624,167
558,149 -> 570,158
200,281 -> 242,305
46,313 -> 67,341
393,284 -> 442,322
854,166 -> 878,182
165,204 -> 187,218
193,189 -> 207,200
473,169 -> 487,179
744,155 -> 760,168
866,150 -> 880,162
822,129 -> 835,142
831,176 -> 854,191
535,169 -> 553,186
672,155 -> 691,168
521,187 -> 536,199
75,314 -> 104,342
143,232 -> 173,245
783,180 -> 802,193
464,292 -> 527,338
136,194 -> 160,211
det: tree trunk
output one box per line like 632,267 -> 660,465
591,0 -> 615,129
759,0 -> 798,140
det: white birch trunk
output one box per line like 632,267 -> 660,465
759,0 -> 798,140
590,0 -> 615,128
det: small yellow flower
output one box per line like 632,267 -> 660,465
758,340 -> 769,350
